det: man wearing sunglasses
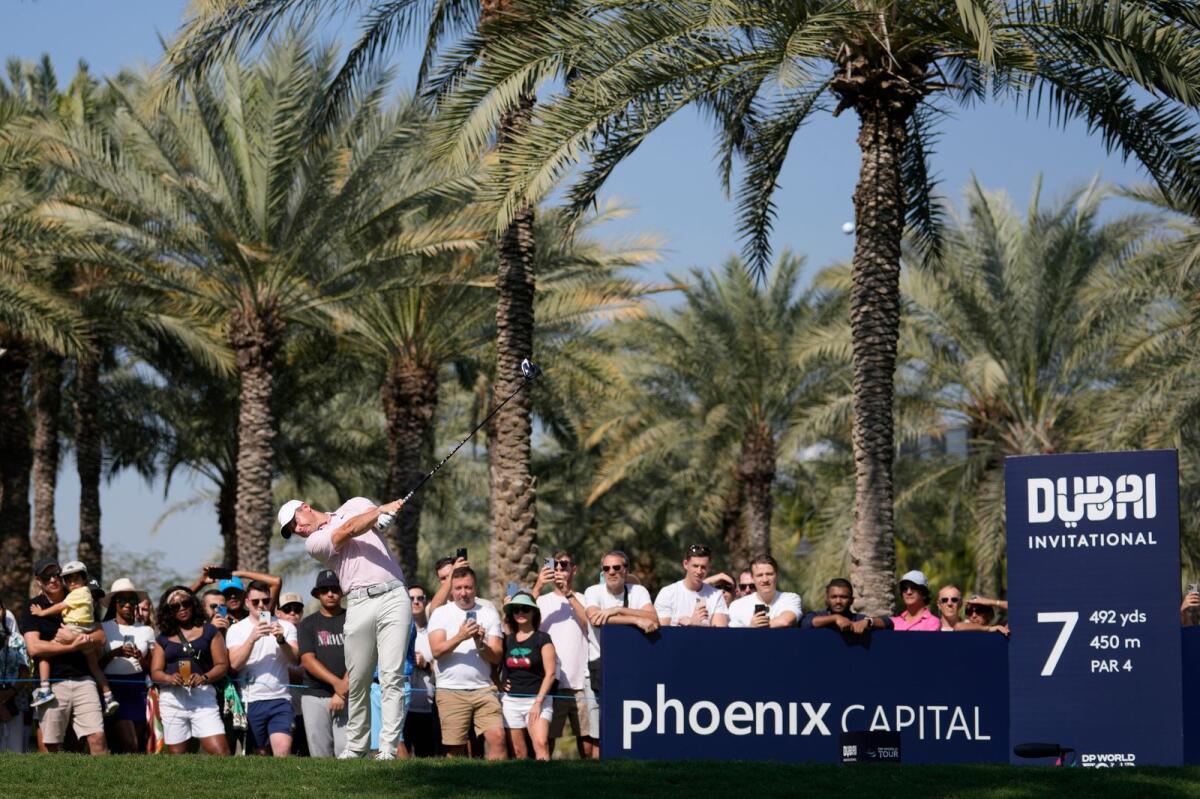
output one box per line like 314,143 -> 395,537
582,550 -> 657,754
404,585 -> 437,757
226,580 -> 300,756
654,544 -> 730,628
532,551 -> 596,759
20,556 -> 109,754
298,570 -> 349,757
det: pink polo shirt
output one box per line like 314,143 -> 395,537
891,607 -> 940,631
305,496 -> 405,592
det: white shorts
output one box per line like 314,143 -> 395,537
501,694 -> 553,730
158,685 -> 224,745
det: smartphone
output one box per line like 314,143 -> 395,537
122,634 -> 135,648
754,604 -> 770,617
1188,583 -> 1200,595
455,547 -> 468,561
217,605 -> 228,618
543,557 -> 555,571
260,610 -> 270,623
208,567 -> 234,580
465,610 -> 477,622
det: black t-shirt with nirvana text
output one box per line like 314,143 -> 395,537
502,630 -> 557,697
297,610 -> 346,695
20,594 -> 91,680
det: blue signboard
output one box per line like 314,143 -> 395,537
1005,450 -> 1183,766
601,626 -> 1009,764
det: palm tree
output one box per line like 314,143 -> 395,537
163,0 -> 546,589
584,254 -> 829,566
428,0 -> 1200,611
39,34 -> 478,570
896,178 -> 1156,595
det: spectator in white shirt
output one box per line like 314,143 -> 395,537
225,580 -> 300,757
532,550 -> 595,759
727,555 -> 801,628
653,544 -> 730,627
427,567 -> 506,759
404,584 -> 438,757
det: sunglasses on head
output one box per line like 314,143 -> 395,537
601,564 -> 624,573
687,544 -> 711,557
939,597 -> 962,604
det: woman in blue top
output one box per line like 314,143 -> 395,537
149,586 -> 230,755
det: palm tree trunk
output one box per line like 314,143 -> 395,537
844,91 -> 917,616
382,352 -> 438,581
739,420 -> 776,558
30,349 -> 62,564
0,340 -> 33,608
217,475 -> 237,570
74,354 -> 103,583
230,304 -> 283,571
487,95 -> 539,599
720,480 -> 746,572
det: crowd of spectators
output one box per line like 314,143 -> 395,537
0,542 -> 1195,759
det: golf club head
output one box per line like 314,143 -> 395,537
520,358 -> 542,380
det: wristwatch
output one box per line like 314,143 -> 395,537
866,617 -> 875,629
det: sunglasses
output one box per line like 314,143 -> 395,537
687,544 -> 711,557
939,597 -> 962,605
167,600 -> 193,612
40,572 -> 62,582
601,565 -> 624,573
409,594 -> 427,602
554,560 -> 573,570
316,587 -> 341,595
113,595 -> 137,605
512,607 -> 533,614
247,598 -> 271,607
738,583 -> 755,591
280,605 -> 304,614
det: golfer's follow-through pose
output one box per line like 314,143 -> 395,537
278,496 -> 409,759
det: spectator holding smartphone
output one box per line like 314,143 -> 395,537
149,586 -> 230,755
654,544 -> 730,628
226,580 -> 300,757
99,578 -> 154,753
500,592 -> 555,760
533,550 -> 596,759
192,566 -> 281,622
201,590 -> 229,631
427,567 -> 506,759
1181,585 -> 1199,627
891,570 -> 940,631
727,555 -> 801,628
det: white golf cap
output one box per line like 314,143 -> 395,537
108,577 -> 139,595
278,499 -> 303,539
898,569 -> 929,588
61,560 -> 88,578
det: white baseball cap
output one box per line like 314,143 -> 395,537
898,569 -> 929,588
61,560 -> 88,578
278,499 -> 303,539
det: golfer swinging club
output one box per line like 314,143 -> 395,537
278,358 -> 540,759
278,495 -> 410,759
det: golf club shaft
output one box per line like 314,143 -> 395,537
399,376 -> 532,505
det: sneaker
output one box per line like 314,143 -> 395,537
337,748 -> 368,760
30,687 -> 54,708
103,694 -> 120,717
374,749 -> 396,761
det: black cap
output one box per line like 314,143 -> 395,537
33,556 -> 60,579
311,569 -> 342,597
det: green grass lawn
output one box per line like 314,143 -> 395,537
2,754 -> 1198,798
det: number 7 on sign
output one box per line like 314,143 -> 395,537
1037,612 -> 1079,676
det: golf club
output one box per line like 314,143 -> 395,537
376,358 -> 542,530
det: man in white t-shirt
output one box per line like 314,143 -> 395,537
583,550 -> 657,751
403,583 -> 437,757
533,550 -> 595,758
654,544 -> 730,627
727,555 -> 801,628
226,580 -> 300,757
427,567 -> 505,759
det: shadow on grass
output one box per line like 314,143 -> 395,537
1,754 -> 1197,798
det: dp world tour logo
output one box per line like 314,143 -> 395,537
1026,475 -> 1157,528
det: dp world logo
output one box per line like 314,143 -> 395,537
1027,475 -> 1157,528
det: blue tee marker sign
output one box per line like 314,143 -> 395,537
1006,450 -> 1183,766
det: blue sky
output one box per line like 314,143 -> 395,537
4,0 -> 1148,583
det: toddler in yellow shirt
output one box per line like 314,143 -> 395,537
29,561 -> 118,715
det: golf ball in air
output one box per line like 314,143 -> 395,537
842,222 -> 855,234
